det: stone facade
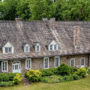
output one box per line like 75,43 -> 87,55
0,54 -> 89,74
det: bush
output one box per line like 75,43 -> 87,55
40,68 -> 58,77
70,67 -> 78,74
13,73 -> 22,84
0,81 -> 14,87
25,69 -> 42,82
75,68 -> 87,78
57,63 -> 70,76
0,73 -> 16,82
86,67 -> 90,74
72,74 -> 80,80
63,76 -> 74,81
41,75 -> 64,83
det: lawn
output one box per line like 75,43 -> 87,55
0,75 -> 90,90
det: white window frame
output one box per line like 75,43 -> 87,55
25,59 -> 31,70
81,58 -> 85,68
70,59 -> 75,67
54,56 -> 60,68
1,61 -> 8,72
2,47 -> 14,54
43,57 -> 49,69
48,44 -> 58,51
35,44 -> 41,52
24,45 -> 30,53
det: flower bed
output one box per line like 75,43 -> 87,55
0,73 -> 22,87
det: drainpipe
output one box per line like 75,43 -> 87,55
88,54 -> 89,67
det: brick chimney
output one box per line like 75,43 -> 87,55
73,26 -> 81,49
15,17 -> 22,22
49,18 -> 55,30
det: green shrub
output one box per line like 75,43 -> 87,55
86,67 -> 90,74
75,68 -> 87,78
70,67 -> 78,74
63,76 -> 74,81
57,63 -> 70,76
25,69 -> 42,82
0,73 -> 16,82
0,81 -> 14,87
13,73 -> 22,84
41,75 -> 64,83
72,74 -> 80,80
40,68 -> 58,77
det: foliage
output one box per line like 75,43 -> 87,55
86,67 -> 90,74
70,66 -> 78,74
0,73 -> 16,82
0,81 -> 14,87
75,68 -> 87,78
13,73 -> 22,84
41,75 -> 64,83
40,68 -> 58,77
57,63 -> 70,76
25,69 -> 42,82
63,75 -> 74,81
72,74 -> 80,80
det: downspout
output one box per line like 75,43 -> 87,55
88,54 -> 89,67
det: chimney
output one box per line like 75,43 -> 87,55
73,26 -> 81,49
15,17 -> 22,22
49,18 -> 55,30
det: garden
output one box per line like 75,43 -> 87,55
0,73 -> 22,87
25,63 -> 89,84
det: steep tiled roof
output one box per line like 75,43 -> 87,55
0,21 -> 90,61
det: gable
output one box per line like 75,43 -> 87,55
4,42 -> 13,47
49,40 -> 57,45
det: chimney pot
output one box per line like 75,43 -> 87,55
15,17 -> 22,22
43,18 -> 48,21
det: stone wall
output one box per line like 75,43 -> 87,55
0,54 -> 89,74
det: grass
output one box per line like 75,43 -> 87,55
1,76 -> 90,90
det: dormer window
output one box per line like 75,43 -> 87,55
48,40 -> 58,51
24,44 -> 30,53
35,44 -> 41,52
2,41 -> 14,54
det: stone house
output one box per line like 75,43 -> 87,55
0,18 -> 90,74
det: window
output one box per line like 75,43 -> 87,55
70,59 -> 75,66
24,46 -> 30,52
49,44 -> 58,51
3,47 -> 14,54
44,57 -> 49,69
81,58 -> 85,68
54,56 -> 60,67
25,59 -> 31,70
35,44 -> 40,52
1,61 -> 8,72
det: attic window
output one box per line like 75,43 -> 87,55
35,44 -> 41,52
49,44 -> 58,51
24,44 -> 30,53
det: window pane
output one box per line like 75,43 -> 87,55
26,59 -> 31,69
37,46 -> 40,51
81,59 -> 84,65
9,47 -> 12,53
71,60 -> 74,66
26,46 -> 29,52
5,62 -> 7,70
54,45 -> 57,50
5,48 -> 8,53
55,57 -> 59,67
45,58 -> 48,68
50,45 -> 53,50
3,62 -> 4,71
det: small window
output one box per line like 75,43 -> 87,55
1,61 -> 8,72
49,44 -> 58,51
24,46 -> 30,52
81,58 -> 85,68
70,59 -> 75,66
35,44 -> 40,52
44,57 -> 49,69
4,47 -> 13,54
54,56 -> 60,67
26,59 -> 31,70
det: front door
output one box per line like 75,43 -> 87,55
12,61 -> 21,73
